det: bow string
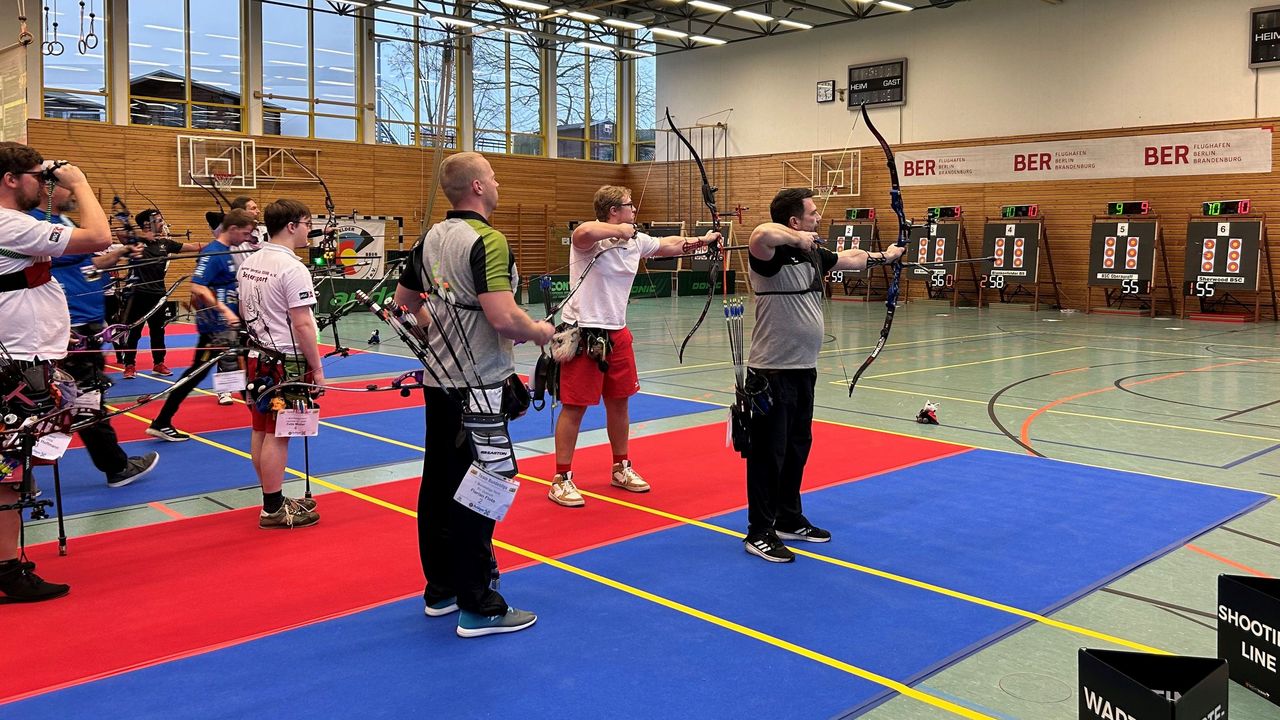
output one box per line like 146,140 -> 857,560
665,107 -> 723,364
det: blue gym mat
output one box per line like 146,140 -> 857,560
8,448 -> 1263,718
52,392 -> 719,515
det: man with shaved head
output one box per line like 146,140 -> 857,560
394,151 -> 553,638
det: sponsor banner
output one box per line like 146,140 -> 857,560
897,128 -> 1272,186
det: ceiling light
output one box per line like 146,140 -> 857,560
435,15 -> 478,27
568,11 -> 600,21
688,1 -> 731,12
576,41 -> 614,52
733,9 -> 773,22
499,0 -> 550,10
206,33 -> 239,41
776,19 -> 812,29
496,26 -> 530,35
143,24 -> 184,33
603,18 -> 645,30
617,47 -> 652,57
690,34 -> 725,44
382,6 -> 427,17
650,27 -> 688,38
878,0 -> 913,10
334,1 -> 369,7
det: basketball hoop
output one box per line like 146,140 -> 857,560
814,184 -> 839,199
211,173 -> 234,189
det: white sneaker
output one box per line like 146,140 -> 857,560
548,472 -> 585,507
217,392 -> 235,405
610,460 -> 650,493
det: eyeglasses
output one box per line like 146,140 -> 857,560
292,219 -> 313,228
614,202 -> 636,210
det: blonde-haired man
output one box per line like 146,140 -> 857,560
548,186 -> 719,507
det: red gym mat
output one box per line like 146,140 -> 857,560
2,421 -> 965,702
69,376 -> 423,446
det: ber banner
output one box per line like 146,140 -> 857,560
896,128 -> 1272,186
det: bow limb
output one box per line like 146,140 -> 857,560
848,103 -> 910,397
665,108 -> 723,364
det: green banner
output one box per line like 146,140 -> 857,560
316,276 -> 522,313
525,273 -> 671,306
677,270 -> 736,297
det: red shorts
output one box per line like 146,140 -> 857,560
245,356 -> 313,433
558,326 -> 639,407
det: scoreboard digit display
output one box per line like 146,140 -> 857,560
845,207 -> 875,221
1251,5 -> 1280,68
1000,204 -> 1039,219
1106,201 -> 1151,216
1202,199 -> 1251,216
847,58 -> 906,108
927,206 -> 962,220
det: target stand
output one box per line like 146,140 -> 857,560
822,218 -> 885,301
1086,215 -> 1177,317
904,215 -> 984,307
1180,214 -> 1276,322
977,214 -> 1062,311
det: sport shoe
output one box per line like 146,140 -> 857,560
610,460 -> 650,493
0,560 -> 70,603
424,596 -> 459,617
106,452 -> 159,488
259,497 -> 319,529
146,425 -> 190,442
122,364 -> 136,380
456,606 -> 537,638
744,532 -> 795,563
775,525 -> 832,543
548,472 -> 585,507
152,362 -> 173,376
217,392 -> 235,405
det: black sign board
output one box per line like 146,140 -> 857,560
906,221 -> 960,279
1251,5 -> 1280,68
1218,574 -> 1280,705
1183,219 -> 1263,296
1088,220 -> 1159,291
644,223 -> 684,272
847,58 -> 906,108
1079,648 -> 1228,720
825,222 -> 875,278
981,221 -> 1042,284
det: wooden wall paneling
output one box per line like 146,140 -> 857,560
625,117 -> 1280,312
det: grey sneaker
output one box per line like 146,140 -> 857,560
456,606 -> 537,638
259,497 -> 319,529
424,596 -> 459,617
107,452 -> 160,488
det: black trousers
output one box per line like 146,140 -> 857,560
418,386 -> 507,615
151,330 -> 240,428
118,292 -> 168,366
745,368 -> 816,536
61,324 -> 129,477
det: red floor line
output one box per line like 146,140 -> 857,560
1186,543 -> 1273,578
146,502 -> 186,520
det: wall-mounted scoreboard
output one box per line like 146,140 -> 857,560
847,58 -> 906,108
1088,219 -> 1160,293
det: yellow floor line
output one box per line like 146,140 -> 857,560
861,346 -> 1087,380
639,331 -> 1010,376
516,473 -> 1168,656
103,406 -> 983,718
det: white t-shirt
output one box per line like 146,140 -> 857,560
0,208 -> 73,360
561,232 -> 662,330
236,242 -> 316,353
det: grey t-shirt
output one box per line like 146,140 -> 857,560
746,245 -> 836,370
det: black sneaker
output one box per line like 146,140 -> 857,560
775,525 -> 832,543
107,452 -> 160,488
0,560 -> 70,603
146,425 -> 190,442
744,532 -> 795,563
